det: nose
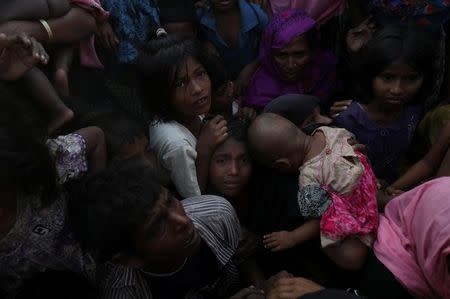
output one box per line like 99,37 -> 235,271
390,80 -> 404,96
169,210 -> 191,233
190,78 -> 203,95
229,161 -> 239,176
286,56 -> 296,70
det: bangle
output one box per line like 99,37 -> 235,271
39,19 -> 53,41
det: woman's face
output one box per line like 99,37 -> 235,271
273,35 -> 312,82
372,62 -> 423,106
209,138 -> 252,198
171,57 -> 211,119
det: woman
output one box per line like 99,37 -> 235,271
139,33 -> 227,198
361,177 -> 450,299
242,10 -> 338,110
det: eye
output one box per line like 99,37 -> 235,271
216,158 -> 226,164
197,69 -> 207,78
174,79 -> 185,88
380,74 -> 394,82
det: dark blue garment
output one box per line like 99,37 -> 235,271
101,0 -> 160,64
334,101 -> 423,183
197,0 -> 268,79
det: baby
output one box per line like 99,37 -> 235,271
248,113 -> 379,270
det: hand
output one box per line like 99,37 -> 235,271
197,115 -> 228,156
263,231 -> 296,252
236,228 -> 260,260
263,271 -> 293,293
329,100 -> 352,119
266,277 -> 324,299
229,286 -> 265,299
0,33 -> 49,81
346,17 -> 376,53
96,21 -> 119,52
239,107 -> 257,121
347,137 -> 366,154
385,186 -> 404,196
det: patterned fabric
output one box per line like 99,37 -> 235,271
46,133 -> 88,184
101,0 -> 160,64
334,102 -> 423,184
0,193 -> 96,296
97,195 -> 241,299
320,152 -> 379,247
297,184 -> 331,218
298,127 -> 378,247
70,0 -> 109,68
243,10 -> 338,109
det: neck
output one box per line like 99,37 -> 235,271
214,4 -> 239,16
179,115 -> 202,137
295,133 -> 312,165
367,100 -> 404,119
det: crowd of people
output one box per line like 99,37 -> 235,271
0,0 -> 450,298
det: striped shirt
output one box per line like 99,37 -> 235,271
97,195 -> 241,299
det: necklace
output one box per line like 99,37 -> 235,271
140,257 -> 188,277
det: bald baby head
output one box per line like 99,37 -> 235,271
248,113 -> 301,166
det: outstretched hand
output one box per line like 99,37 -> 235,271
346,17 -> 376,53
0,33 -> 49,81
266,277 -> 324,299
263,231 -> 296,252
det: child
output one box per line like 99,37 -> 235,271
334,25 -> 434,184
248,113 -> 379,271
0,98 -> 97,297
196,0 -> 268,79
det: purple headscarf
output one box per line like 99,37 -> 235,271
242,9 -> 338,109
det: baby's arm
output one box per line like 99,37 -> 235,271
263,219 -> 320,252
75,126 -> 107,174
0,0 -> 70,23
388,121 -> 450,194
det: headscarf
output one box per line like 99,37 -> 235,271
242,10 -> 337,109
270,0 -> 345,25
263,94 -> 319,126
374,177 -> 450,298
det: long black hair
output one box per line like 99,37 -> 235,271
355,25 -> 435,104
138,34 -> 213,122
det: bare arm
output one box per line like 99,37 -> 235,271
0,7 -> 96,44
388,121 -> 450,192
263,219 -> 320,252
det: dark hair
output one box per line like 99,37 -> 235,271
0,90 -> 57,204
208,54 -> 230,91
138,35 -> 213,122
355,25 -> 434,104
69,157 -> 161,261
226,115 -> 250,144
79,110 -> 146,160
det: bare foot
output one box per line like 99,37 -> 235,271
48,107 -> 74,135
54,68 -> 70,97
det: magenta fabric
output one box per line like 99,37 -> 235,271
269,0 -> 345,25
320,152 -> 379,245
374,177 -> 450,299
70,0 -> 109,68
242,10 -> 338,109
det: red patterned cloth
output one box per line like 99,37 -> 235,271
320,152 -> 379,247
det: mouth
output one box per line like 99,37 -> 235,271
217,0 -> 233,7
386,97 -> 404,104
194,96 -> 209,109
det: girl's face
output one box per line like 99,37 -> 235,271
171,57 -> 211,119
372,62 -> 423,106
209,138 -> 252,198
273,35 -> 312,82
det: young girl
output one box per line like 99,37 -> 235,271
196,0 -> 268,80
248,113 -> 379,271
334,25 -> 434,184
243,9 -> 338,109
139,32 -> 227,198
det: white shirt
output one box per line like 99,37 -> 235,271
149,120 -> 201,198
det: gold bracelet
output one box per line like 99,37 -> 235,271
39,19 -> 53,41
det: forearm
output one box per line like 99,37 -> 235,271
0,0 -> 68,23
290,219 -> 320,245
389,160 -> 435,191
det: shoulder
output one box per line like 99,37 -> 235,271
182,195 -> 238,222
246,2 -> 269,26
149,121 -> 196,150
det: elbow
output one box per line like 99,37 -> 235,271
71,7 -> 98,36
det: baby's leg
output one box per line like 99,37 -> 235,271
322,238 -> 369,271
53,46 -> 74,97
0,0 -> 70,23
74,127 -> 107,174
22,67 -> 74,134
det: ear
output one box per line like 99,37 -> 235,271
272,158 -> 292,173
112,252 -> 146,268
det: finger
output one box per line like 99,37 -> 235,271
216,119 -> 227,128
215,132 -> 228,144
217,126 -> 228,136
211,114 -> 225,123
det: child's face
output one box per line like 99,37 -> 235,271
210,0 -> 237,11
273,35 -> 312,82
372,62 -> 423,106
134,188 -> 201,267
209,138 -> 252,198
171,57 -> 212,119
212,81 -> 234,114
